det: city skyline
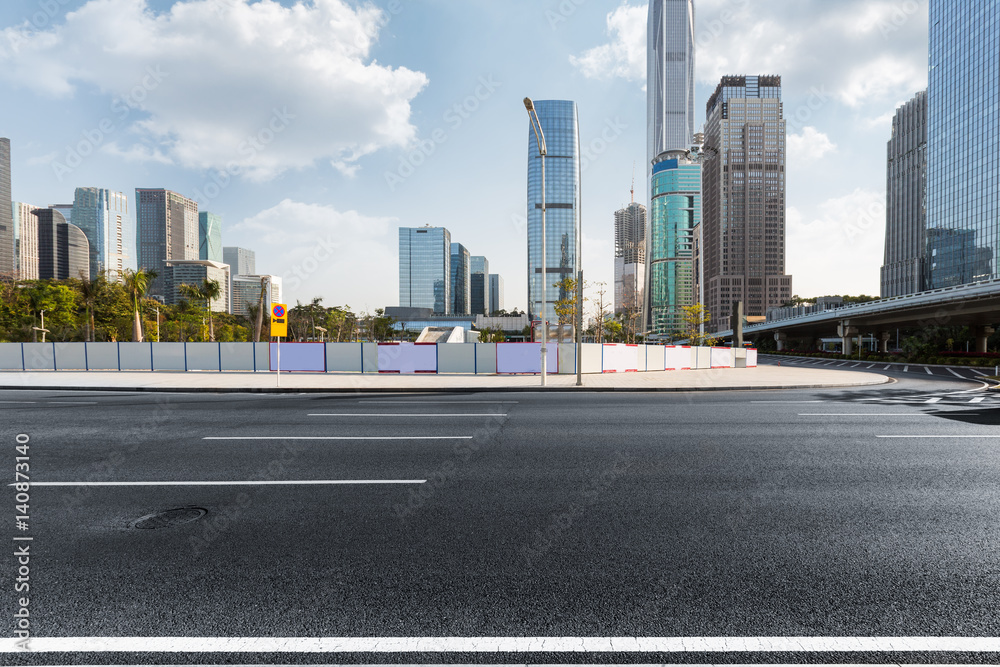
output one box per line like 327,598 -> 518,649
0,0 -> 930,312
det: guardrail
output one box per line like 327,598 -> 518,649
0,342 -> 757,374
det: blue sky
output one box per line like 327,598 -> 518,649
0,0 -> 928,314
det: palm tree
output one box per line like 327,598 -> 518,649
179,279 -> 223,341
123,269 -> 156,342
78,273 -> 107,342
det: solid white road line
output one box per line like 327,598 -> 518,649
925,398 -> 942,403
10,480 -> 426,487
878,435 -> 1000,439
925,367 -> 934,375
307,414 -> 506,418
0,401 -> 37,404
203,436 -> 474,441
4,636 -> 1000,653
49,401 -> 99,405
866,364 -> 876,369
884,365 -> 892,370
359,400 -> 519,404
971,397 -> 986,403
798,413 -> 968,417
752,400 -> 825,403
904,366 -> 909,372
947,368 -> 966,378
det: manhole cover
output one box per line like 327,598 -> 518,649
133,507 -> 208,530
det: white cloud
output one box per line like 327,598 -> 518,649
234,199 -> 396,308
571,0 -> 928,110
101,141 -> 174,165
569,3 -> 646,82
786,189 -> 885,297
787,126 -> 836,163
0,0 -> 428,181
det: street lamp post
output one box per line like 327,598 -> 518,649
524,97 -> 548,386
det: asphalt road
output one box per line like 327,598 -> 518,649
3,365 -> 1000,664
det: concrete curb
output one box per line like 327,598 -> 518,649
0,378 -> 893,395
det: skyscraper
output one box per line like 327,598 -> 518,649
399,226 -> 451,314
527,100 -> 580,324
72,187 -> 135,283
926,1 -> 1000,289
223,246 -> 256,277
614,200 -> 646,316
489,273 -> 504,314
450,242 -> 471,316
12,203 -> 39,281
199,212 -> 223,263
702,75 -> 791,331
647,0 -> 695,169
470,255 -> 489,316
881,91 -> 927,298
136,188 -> 198,298
163,259 -> 230,312
0,138 -> 13,276
647,151 -> 700,336
36,208 -> 89,281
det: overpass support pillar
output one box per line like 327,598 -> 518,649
774,332 -> 787,352
879,331 -> 891,354
837,323 -> 859,356
975,326 -> 995,354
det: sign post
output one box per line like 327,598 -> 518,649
271,303 -> 288,388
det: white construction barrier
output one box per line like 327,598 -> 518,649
602,344 -> 640,373
666,346 -> 693,370
711,347 -> 733,369
85,343 -> 119,370
475,343 -> 497,374
326,343 -> 363,373
152,343 -> 186,371
220,343 -> 255,371
645,345 -> 666,372
269,342 -> 326,372
377,342 -> 437,374
747,349 -> 758,367
119,343 -> 153,371
497,343 -> 558,374
437,344 -> 476,373
187,343 -> 222,372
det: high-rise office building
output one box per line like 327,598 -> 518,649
527,100 -> 581,324
926,1 -> 1000,289
36,209 -> 89,280
399,226 -> 451,314
646,151 -> 700,336
12,203 -> 40,281
489,273 -> 504,314
615,201 -> 646,316
223,246 -> 255,277
136,188 -> 198,298
470,255 -> 489,316
231,275 -> 282,317
701,75 -> 791,331
199,212 -> 223,263
71,187 -> 135,283
647,0 -> 696,171
450,242 -> 471,316
163,259 -> 230,312
50,204 -> 73,224
0,138 -> 13,276
881,91 -> 928,298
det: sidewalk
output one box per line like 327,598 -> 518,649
0,365 -> 891,393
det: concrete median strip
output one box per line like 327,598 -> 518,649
3,636 -> 1000,653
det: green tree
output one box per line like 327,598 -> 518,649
123,269 -> 156,342
680,303 -> 720,346
179,279 -> 223,341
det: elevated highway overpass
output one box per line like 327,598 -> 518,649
714,279 -> 1000,355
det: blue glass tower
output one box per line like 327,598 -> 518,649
199,212 -> 223,263
647,150 -> 700,336
72,187 -> 136,283
647,0 -> 695,167
399,226 -> 451,314
527,100 -> 580,324
926,1 -> 1000,288
450,242 -> 471,316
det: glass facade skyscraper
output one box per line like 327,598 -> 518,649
926,1 -> 1000,289
450,242 -> 471,315
647,151 -> 699,336
399,226 -> 451,315
701,75 -> 791,332
0,138 -> 13,276
470,255 -> 489,316
136,188 -> 199,298
881,91 -> 928,298
489,273 -> 504,314
615,201 -> 646,315
199,212 -> 223,263
72,187 -> 136,283
647,0 -> 695,169
527,100 -> 580,324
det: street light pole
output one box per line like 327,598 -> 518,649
524,98 -> 548,386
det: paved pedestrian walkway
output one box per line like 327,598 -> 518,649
0,365 -> 890,393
